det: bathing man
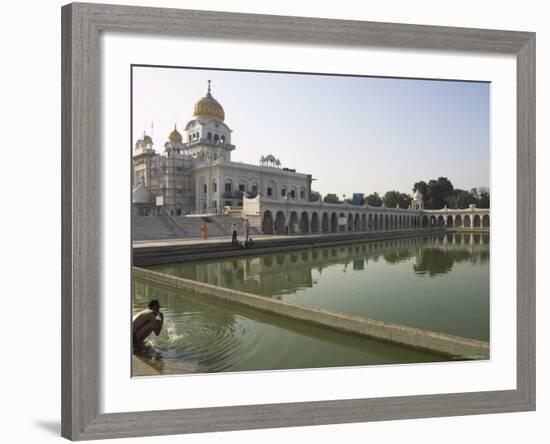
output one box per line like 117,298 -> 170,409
132,299 -> 164,352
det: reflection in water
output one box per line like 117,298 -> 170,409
149,234 -> 490,342
413,249 -> 461,276
133,279 -> 445,375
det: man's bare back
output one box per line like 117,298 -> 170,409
133,300 -> 163,351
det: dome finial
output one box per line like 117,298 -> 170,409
207,79 -> 211,94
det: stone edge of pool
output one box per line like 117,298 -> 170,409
132,354 -> 199,377
133,266 -> 489,361
132,355 -> 160,376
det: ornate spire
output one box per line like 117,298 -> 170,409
207,79 -> 211,95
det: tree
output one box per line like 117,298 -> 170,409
454,189 -> 474,209
446,187 -> 490,209
424,177 -> 454,209
365,192 -> 383,207
400,192 -> 413,209
413,181 -> 428,196
414,177 -> 454,209
413,178 -> 489,209
445,193 -> 458,209
437,177 -> 454,196
383,191 -> 412,209
477,190 -> 490,208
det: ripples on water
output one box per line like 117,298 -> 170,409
134,287 -> 269,373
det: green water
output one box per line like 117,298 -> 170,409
149,233 -> 490,341
134,233 -> 488,374
133,278 -> 445,374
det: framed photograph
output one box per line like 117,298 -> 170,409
61,2 -> 535,440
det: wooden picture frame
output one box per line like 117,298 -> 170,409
61,2 -> 535,440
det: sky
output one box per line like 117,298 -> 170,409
132,66 -> 490,198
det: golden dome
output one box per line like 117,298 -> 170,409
168,125 -> 182,143
193,80 -> 225,122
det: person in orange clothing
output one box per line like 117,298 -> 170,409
201,223 -> 207,239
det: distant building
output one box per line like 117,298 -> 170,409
351,193 -> 365,206
132,81 -> 312,216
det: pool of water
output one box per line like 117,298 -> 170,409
148,233 -> 490,341
133,278 -> 445,374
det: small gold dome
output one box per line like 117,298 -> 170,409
168,125 -> 182,143
193,80 -> 225,122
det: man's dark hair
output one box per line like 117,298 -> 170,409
148,299 -> 160,310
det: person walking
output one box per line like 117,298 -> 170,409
243,218 -> 251,241
231,222 -> 238,245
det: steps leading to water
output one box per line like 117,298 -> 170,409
133,215 -> 260,241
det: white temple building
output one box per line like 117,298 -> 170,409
132,81 -> 489,236
132,81 -> 312,216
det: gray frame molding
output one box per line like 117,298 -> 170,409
61,2 -> 536,440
